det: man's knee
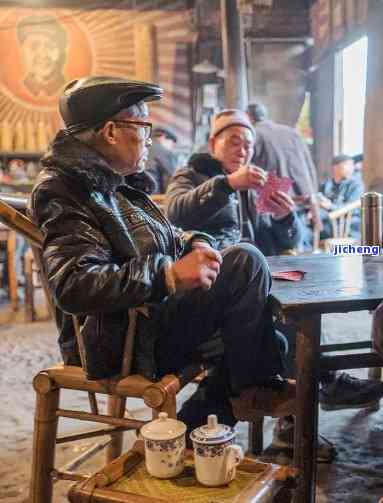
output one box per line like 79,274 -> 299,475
221,243 -> 271,289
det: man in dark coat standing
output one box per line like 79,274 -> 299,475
248,102 -> 322,244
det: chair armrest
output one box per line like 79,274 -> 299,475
328,200 -> 361,221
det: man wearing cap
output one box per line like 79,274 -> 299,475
17,15 -> 67,97
166,109 -> 302,256
30,76 -> 295,434
146,126 -> 178,193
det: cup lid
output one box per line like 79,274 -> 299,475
140,412 -> 186,441
190,414 -> 236,445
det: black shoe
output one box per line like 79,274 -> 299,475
178,372 -> 236,448
271,416 -> 337,464
319,372 -> 383,411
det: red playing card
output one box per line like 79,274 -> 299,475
271,270 -> 306,282
255,171 -> 293,214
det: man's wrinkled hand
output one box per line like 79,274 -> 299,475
270,190 -> 296,220
227,164 -> 267,191
171,247 -> 222,292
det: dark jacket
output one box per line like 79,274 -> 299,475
146,141 -> 178,194
30,132 -> 214,380
166,153 -> 302,255
252,120 -> 318,198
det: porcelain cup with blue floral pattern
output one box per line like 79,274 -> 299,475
190,414 -> 244,487
140,412 -> 186,478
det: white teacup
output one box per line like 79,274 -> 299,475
140,412 -> 186,479
190,414 -> 244,487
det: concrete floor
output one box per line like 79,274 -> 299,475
0,298 -> 382,503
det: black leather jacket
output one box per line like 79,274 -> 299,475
166,153 -> 302,255
30,132 -> 214,380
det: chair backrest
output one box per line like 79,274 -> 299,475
0,198 -> 43,247
0,197 -> 55,317
327,199 -> 361,239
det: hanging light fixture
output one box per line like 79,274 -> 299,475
192,59 -> 220,74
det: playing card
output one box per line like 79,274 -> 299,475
271,270 -> 305,282
255,171 -> 293,214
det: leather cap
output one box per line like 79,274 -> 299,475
59,76 -> 163,134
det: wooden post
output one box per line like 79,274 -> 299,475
364,2 -> 383,192
364,4 -> 383,385
221,0 -> 248,109
293,314 -> 321,503
105,395 -> 126,463
29,372 -> 60,503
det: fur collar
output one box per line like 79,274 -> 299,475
187,153 -> 225,177
41,130 -> 155,194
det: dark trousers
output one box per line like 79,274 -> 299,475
154,243 -> 286,396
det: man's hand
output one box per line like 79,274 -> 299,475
318,193 -> 333,211
227,165 -> 267,191
171,247 -> 222,292
270,191 -> 296,220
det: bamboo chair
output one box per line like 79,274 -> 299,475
313,199 -> 361,253
0,199 -> 282,502
0,199 -> 210,503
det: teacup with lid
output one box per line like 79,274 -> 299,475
140,412 -> 186,478
190,414 -> 244,486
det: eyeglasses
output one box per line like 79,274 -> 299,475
113,120 -> 152,141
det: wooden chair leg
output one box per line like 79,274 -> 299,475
106,395 -> 127,463
7,230 -> 18,311
24,249 -> 35,322
248,417 -> 264,455
29,372 -> 60,503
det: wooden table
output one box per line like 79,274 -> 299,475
268,254 -> 383,503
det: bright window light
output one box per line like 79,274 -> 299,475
341,36 -> 368,156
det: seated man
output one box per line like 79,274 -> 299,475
318,154 -> 364,240
29,76 -> 295,438
166,109 -> 383,461
146,126 -> 178,194
166,109 -> 302,255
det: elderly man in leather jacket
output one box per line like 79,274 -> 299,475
30,77 -> 295,432
166,110 -> 302,256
